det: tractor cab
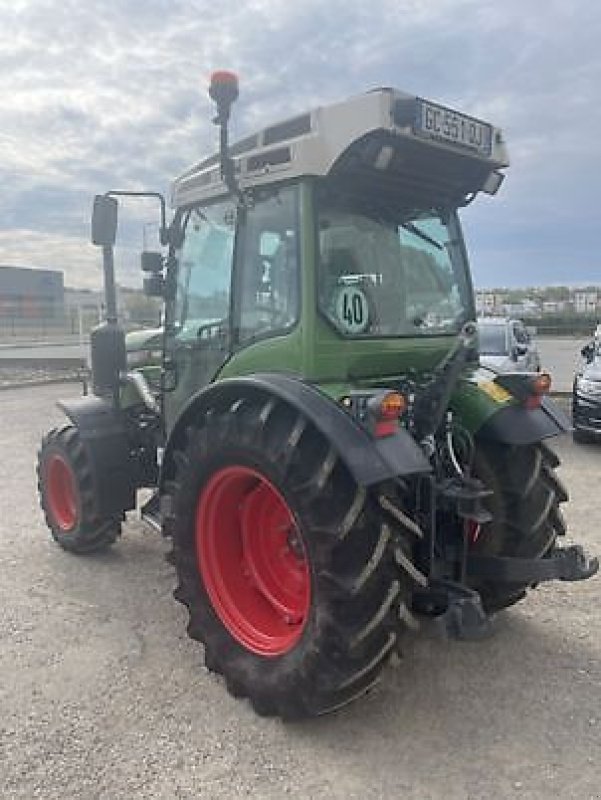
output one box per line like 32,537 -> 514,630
163,84 -> 508,425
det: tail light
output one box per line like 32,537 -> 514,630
494,371 -> 552,409
368,391 -> 407,437
339,390 -> 408,437
524,372 -> 552,409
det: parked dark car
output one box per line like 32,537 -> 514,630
572,339 -> 601,443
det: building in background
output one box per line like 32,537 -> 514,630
64,288 -> 104,319
574,291 -> 598,314
475,292 -> 504,315
0,265 -> 66,337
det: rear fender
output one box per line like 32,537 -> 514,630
475,396 -> 570,445
57,396 -> 137,516
450,371 -> 570,445
160,373 -> 431,491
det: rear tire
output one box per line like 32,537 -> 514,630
37,425 -> 121,554
168,394 -> 419,719
469,440 -> 567,613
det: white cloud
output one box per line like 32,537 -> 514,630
0,0 -> 600,287
0,228 -> 102,288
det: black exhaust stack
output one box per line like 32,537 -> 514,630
90,194 -> 126,404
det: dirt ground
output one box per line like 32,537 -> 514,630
1,383 -> 599,800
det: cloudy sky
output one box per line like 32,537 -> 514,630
1,0 -> 600,290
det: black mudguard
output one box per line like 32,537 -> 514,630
161,373 -> 431,490
58,395 -> 137,517
477,396 -> 571,446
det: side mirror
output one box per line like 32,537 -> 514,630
581,344 -> 594,361
141,251 -> 163,272
91,195 -> 118,246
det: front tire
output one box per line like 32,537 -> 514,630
169,394 -> 418,719
37,425 -> 121,553
469,440 -> 567,613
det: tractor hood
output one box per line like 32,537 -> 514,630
125,327 -> 163,352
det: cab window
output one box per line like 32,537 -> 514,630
174,201 -> 235,340
317,204 -> 470,337
235,186 -> 300,345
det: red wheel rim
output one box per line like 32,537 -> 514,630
46,454 -> 78,531
196,466 -> 311,656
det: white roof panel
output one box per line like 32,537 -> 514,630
172,88 -> 509,208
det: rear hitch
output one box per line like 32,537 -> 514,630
438,476 -> 493,525
413,579 -> 492,641
466,544 -> 599,584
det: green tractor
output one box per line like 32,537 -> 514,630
37,73 -> 597,718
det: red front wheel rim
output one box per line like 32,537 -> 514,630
46,454 -> 78,531
196,466 -> 311,656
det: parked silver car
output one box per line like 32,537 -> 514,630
572,337 -> 601,443
477,317 -> 541,372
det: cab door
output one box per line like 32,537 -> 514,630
164,199 -> 236,431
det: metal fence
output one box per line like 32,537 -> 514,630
526,315 -> 599,337
0,305 -> 103,342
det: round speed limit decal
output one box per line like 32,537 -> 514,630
335,285 -> 369,334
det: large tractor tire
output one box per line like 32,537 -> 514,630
168,394 -> 420,719
37,425 -> 121,554
469,440 -> 567,613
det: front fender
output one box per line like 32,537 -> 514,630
57,395 -> 137,516
160,373 -> 431,491
450,368 -> 570,445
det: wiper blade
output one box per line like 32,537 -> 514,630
400,221 -> 443,251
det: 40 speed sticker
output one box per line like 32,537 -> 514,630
335,285 -> 370,334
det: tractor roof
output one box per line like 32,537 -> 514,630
172,87 -> 509,210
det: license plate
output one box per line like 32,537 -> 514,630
415,100 -> 492,156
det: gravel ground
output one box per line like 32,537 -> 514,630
1,383 -> 599,800
0,365 -> 82,389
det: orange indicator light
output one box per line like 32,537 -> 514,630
378,392 -> 407,419
210,70 -> 239,87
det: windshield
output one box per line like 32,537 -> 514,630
478,324 -> 508,356
317,201 -> 473,338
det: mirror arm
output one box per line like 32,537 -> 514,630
105,190 -> 169,245
102,244 -> 119,324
